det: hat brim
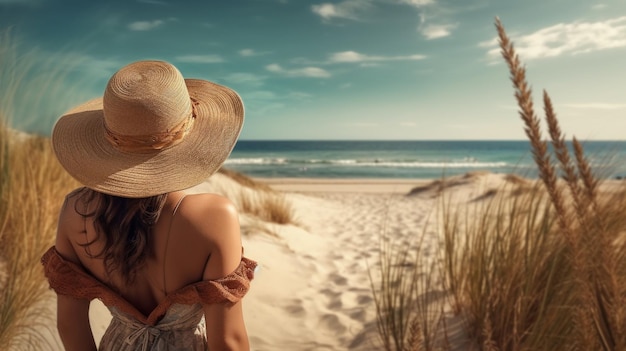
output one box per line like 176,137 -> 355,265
52,79 -> 244,198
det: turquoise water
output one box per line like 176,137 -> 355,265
225,140 -> 626,179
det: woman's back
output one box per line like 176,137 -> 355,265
49,188 -> 255,350
56,190 -> 243,316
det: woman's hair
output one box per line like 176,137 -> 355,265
71,187 -> 168,284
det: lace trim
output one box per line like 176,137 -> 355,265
41,246 -> 257,325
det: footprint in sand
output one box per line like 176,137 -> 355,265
329,272 -> 348,286
284,299 -> 306,317
348,308 -> 367,322
318,313 -> 347,334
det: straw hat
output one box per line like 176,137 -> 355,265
52,60 -> 244,198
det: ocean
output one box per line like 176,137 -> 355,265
224,140 -> 626,179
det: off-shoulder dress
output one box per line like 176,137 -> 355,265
41,247 -> 256,350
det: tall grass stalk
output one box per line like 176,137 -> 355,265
371,18 -> 626,350
369,230 -> 446,351
497,17 -> 626,349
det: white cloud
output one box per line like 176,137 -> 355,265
175,54 -> 224,63
420,23 -> 457,39
128,20 -> 164,31
311,1 -> 371,21
394,0 -> 434,7
266,63 -> 331,78
239,49 -> 256,56
222,72 -> 266,86
238,48 -> 269,57
562,103 -> 626,110
482,16 -> 626,61
329,50 -> 426,63
592,4 -> 607,10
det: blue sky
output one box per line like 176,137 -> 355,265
1,0 -> 625,140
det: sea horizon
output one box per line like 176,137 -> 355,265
226,140 -> 626,180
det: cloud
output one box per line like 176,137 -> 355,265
481,16 -> 626,61
420,23 -> 457,39
311,1 -> 371,21
394,0 -> 434,7
128,20 -> 164,31
222,72 -> 266,87
592,4 -> 607,10
329,50 -> 426,63
175,54 -> 224,63
239,48 -> 268,57
562,103 -> 626,110
266,63 -> 331,78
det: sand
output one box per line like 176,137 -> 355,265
238,174 -> 500,350
44,172 -> 515,350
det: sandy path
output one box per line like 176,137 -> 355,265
243,188 -> 440,350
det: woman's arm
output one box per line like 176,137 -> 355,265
54,195 -> 97,351
194,196 -> 250,351
56,295 -> 97,351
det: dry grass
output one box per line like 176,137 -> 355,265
369,225 -> 448,351
370,18 -> 626,351
209,169 -> 301,228
0,130 -> 80,350
218,168 -> 274,192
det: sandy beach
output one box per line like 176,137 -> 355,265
40,171 -> 504,351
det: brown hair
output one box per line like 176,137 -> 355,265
71,187 -> 167,284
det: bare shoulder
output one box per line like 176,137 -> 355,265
55,188 -> 89,263
178,193 -> 243,279
179,193 -> 239,229
57,188 -> 89,234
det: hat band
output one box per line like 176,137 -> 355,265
104,98 -> 198,153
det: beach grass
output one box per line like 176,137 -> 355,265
0,128 -> 78,350
215,168 -> 300,227
370,18 -> 626,350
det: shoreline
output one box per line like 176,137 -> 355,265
254,177 -> 432,194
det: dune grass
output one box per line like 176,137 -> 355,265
370,18 -> 626,351
216,167 -> 300,227
0,129 -> 79,350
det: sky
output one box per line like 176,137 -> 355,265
1,0 -> 625,140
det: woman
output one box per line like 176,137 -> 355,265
41,60 -> 256,350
